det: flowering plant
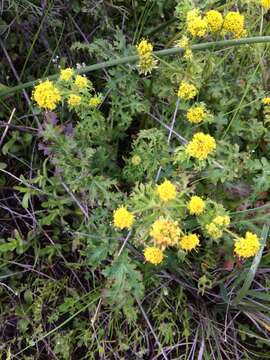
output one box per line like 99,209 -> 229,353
3,0 -> 270,357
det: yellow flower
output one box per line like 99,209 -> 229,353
213,215 -> 230,228
32,80 -> 61,110
186,105 -> 207,124
150,217 -> 181,248
131,155 -> 141,166
144,247 -> 164,265
113,206 -> 134,230
177,36 -> 193,60
68,94 -> 81,107
223,12 -> 245,39
177,81 -> 198,100
137,39 -> 153,56
186,9 -> 207,38
205,10 -> 223,32
180,233 -> 200,251
187,196 -> 205,216
89,95 -> 102,108
136,39 -> 157,75
186,9 -> 200,22
262,97 -> 270,105
183,48 -> 193,60
186,132 -> 216,160
234,232 -> 260,258
206,223 -> 223,240
59,68 -> 74,81
261,0 -> 270,11
74,75 -> 88,89
177,35 -> 189,49
156,180 -> 177,202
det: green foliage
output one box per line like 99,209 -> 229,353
124,128 -> 169,182
2,0 -> 270,358
103,251 -> 144,322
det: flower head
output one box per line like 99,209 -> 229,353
186,105 -> 207,124
89,95 -> 102,108
136,39 -> 157,75
223,12 -> 245,39
206,10 -> 223,32
177,35 -> 189,49
150,217 -> 181,248
261,0 -> 270,11
180,233 -> 200,251
186,9 -> 207,37
234,232 -> 260,258
68,94 -> 81,107
262,97 -> 270,105
187,196 -> 205,216
32,80 -> 61,110
156,180 -> 177,202
144,247 -> 164,265
131,155 -> 141,166
213,215 -> 230,228
75,75 -> 88,89
177,81 -> 198,100
177,36 -> 193,60
206,223 -> 223,240
186,132 -> 216,160
186,9 -> 200,22
113,206 -> 134,230
59,68 -> 74,81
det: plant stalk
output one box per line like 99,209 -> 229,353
1,36 -> 270,98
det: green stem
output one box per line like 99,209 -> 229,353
2,36 -> 270,98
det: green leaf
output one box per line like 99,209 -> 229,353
103,251 -> 144,309
22,192 -> 31,209
0,239 -> 18,253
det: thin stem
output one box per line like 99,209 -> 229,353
136,297 -> 169,360
2,36 -> 270,97
224,228 -> 239,239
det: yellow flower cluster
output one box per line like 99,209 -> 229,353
213,215 -> 230,227
206,223 -> 222,240
187,196 -> 205,216
136,39 -> 157,75
223,12 -> 245,39
261,0 -> 270,11
131,155 -> 141,166
262,97 -> 270,125
68,94 -> 81,107
206,215 -> 230,240
150,217 -> 180,248
60,68 -> 74,81
177,36 -> 193,60
205,10 -> 223,33
113,207 -> 134,230
33,69 -> 103,112
144,247 -> 164,265
186,9 -> 245,39
186,9 -> 208,38
89,95 -> 102,108
177,81 -> 198,100
75,75 -> 88,89
262,97 -> 270,105
186,105 -> 207,124
186,132 -> 216,160
234,232 -> 260,258
180,233 -> 200,251
156,180 -> 177,202
32,80 -> 61,110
